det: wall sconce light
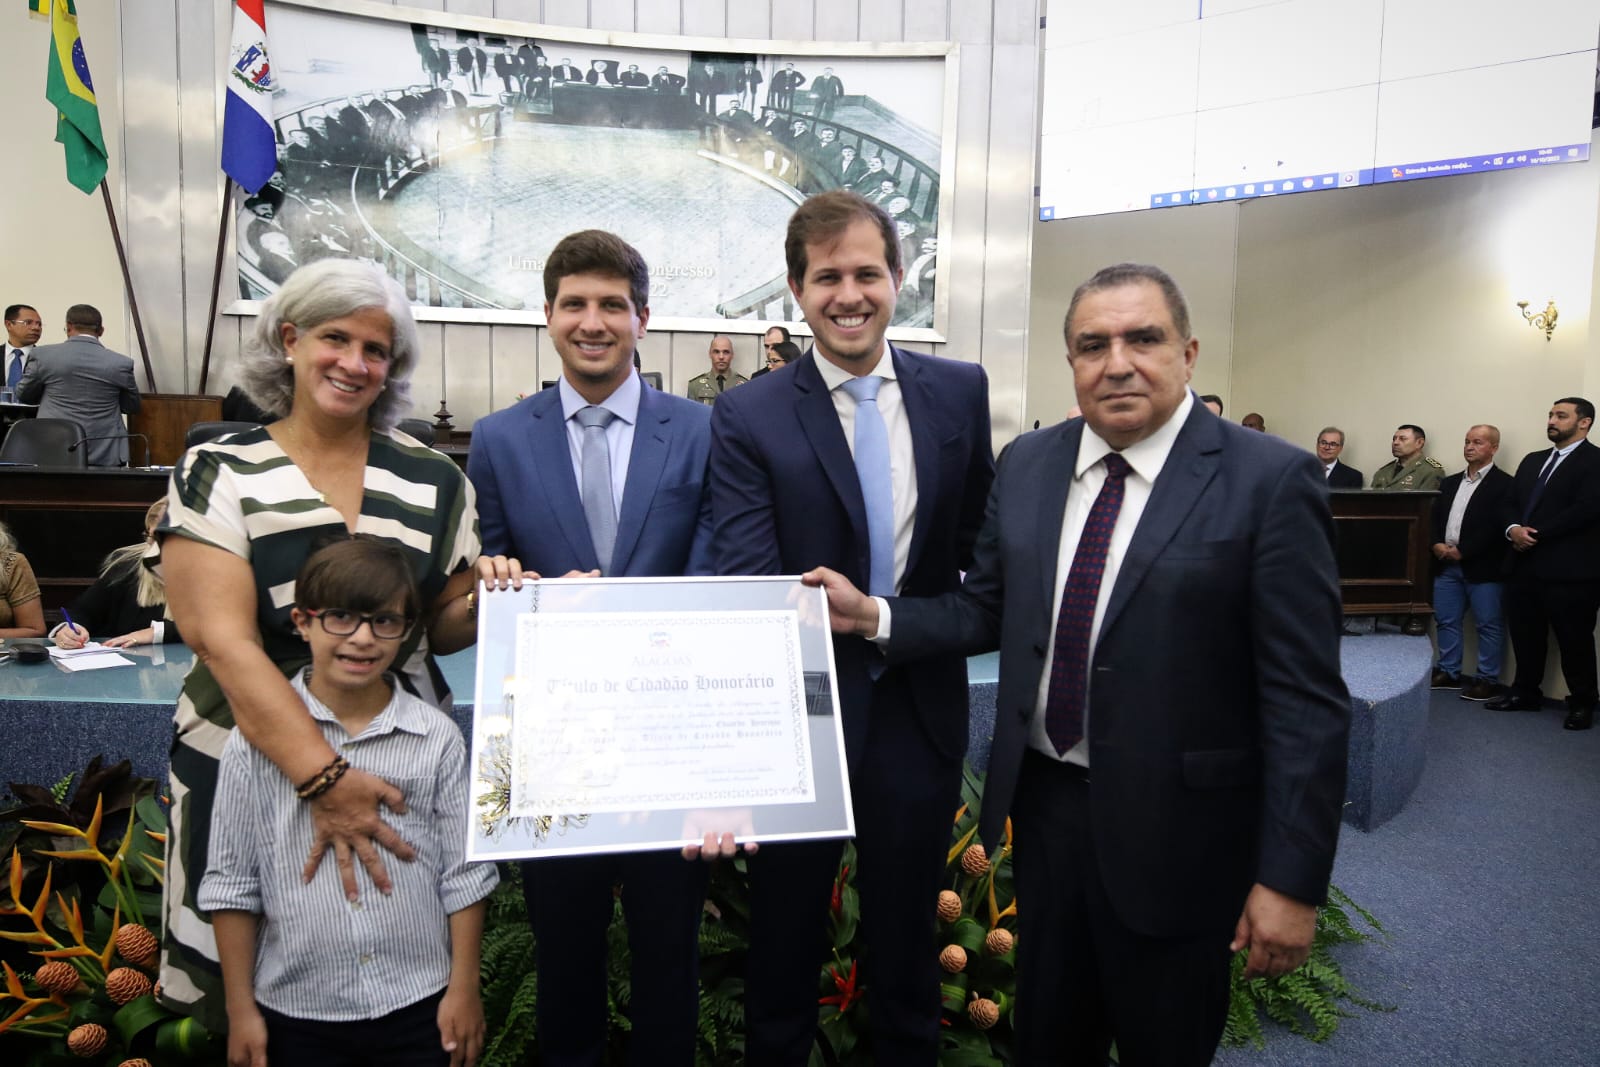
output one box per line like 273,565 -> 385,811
1516,299 -> 1558,341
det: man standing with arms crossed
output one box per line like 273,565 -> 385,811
706,190 -> 993,1064
1487,398 -> 1600,730
468,230 -> 714,1065
809,263 -> 1350,1065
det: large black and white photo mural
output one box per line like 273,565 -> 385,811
235,1 -> 953,334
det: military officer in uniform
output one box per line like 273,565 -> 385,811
686,334 -> 747,406
1371,423 -> 1445,490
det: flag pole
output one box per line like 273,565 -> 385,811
98,178 -> 157,393
198,177 -> 235,394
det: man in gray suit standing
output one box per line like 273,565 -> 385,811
16,304 -> 141,466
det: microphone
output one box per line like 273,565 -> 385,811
68,432 -> 150,464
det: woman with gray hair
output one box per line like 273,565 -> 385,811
153,258 -> 522,1031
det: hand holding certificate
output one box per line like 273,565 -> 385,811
466,577 -> 853,861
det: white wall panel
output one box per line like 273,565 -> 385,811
858,0 -> 903,43
638,2 -> 685,36
590,0 -> 636,32
904,2 -> 948,42
492,0 -> 544,22
772,0 -> 816,42
725,3 -> 768,41
814,0 -> 858,42
542,0 -> 590,30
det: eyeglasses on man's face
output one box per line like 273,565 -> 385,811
304,607 -> 413,640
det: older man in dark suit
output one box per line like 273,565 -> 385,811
1487,397 -> 1600,729
811,262 -> 1350,1065
16,303 -> 141,466
707,190 -> 993,1064
1316,426 -> 1364,488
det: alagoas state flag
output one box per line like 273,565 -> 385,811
222,0 -> 276,194
39,0 -> 108,193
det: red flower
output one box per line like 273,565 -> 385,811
819,958 -> 862,1012
830,863 -> 851,918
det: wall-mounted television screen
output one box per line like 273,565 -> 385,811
1037,0 -> 1598,221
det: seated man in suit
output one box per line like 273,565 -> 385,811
1430,424 -> 1515,699
16,303 -> 141,466
1316,426 -> 1364,488
807,262 -> 1349,1065
467,230 -> 713,1064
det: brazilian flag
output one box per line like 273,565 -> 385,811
38,0 -> 108,193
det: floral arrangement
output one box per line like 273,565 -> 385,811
0,759 -> 213,1065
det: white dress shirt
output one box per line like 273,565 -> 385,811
558,369 -> 641,517
1029,391 -> 1195,766
1443,464 -> 1494,546
813,344 -> 919,591
1508,439 -> 1583,537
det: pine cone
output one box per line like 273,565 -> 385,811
968,995 -> 1000,1030
33,960 -> 80,996
960,843 -> 990,876
938,944 -> 967,973
984,928 -> 1015,955
67,1024 -> 108,1057
105,966 -> 153,1005
115,923 -> 159,967
119,1061 -> 155,1067
936,889 -> 962,922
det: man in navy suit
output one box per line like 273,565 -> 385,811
706,190 -> 994,1064
810,263 -> 1350,1064
1487,397 -> 1600,730
1429,424 -> 1515,700
467,230 -> 712,1065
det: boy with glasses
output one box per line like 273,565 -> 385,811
200,535 -> 497,1067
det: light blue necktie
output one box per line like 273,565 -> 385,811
574,406 -> 618,573
6,350 -> 22,390
841,375 -> 895,597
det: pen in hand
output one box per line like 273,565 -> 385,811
57,608 -> 86,649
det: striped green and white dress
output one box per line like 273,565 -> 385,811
155,425 -> 480,1033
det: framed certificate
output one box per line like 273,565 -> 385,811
465,576 -> 853,860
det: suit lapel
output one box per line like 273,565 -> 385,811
1036,421 -> 1082,615
1100,406 -> 1221,642
794,354 -> 869,540
528,391 -> 600,570
612,389 -> 670,575
894,346 -> 941,573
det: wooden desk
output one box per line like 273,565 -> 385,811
0,466 -> 169,612
1331,489 -> 1438,632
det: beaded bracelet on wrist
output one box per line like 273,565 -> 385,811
295,756 -> 351,801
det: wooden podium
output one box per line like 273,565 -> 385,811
1330,489 -> 1438,633
127,393 -> 223,466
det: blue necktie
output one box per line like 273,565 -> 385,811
6,350 -> 22,389
574,406 -> 618,573
841,375 -> 895,597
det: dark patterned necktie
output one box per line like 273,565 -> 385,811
1524,450 -> 1559,522
1044,452 -> 1131,754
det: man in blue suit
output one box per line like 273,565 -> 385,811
706,190 -> 994,1063
809,263 -> 1351,1065
467,230 -> 712,1066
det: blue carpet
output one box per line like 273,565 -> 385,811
1215,690 -> 1600,1065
